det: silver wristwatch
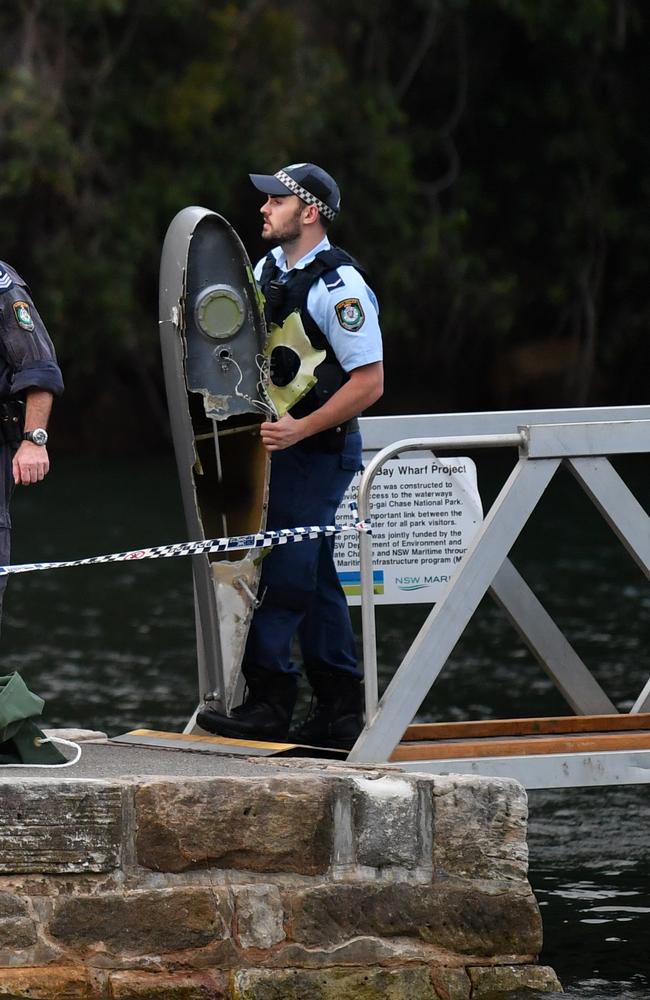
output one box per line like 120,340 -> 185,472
23,428 -> 48,446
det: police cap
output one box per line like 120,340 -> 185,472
249,163 -> 341,221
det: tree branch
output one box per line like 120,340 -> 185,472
395,0 -> 441,102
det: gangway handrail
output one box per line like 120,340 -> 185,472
357,432 -> 525,722
351,416 -> 650,772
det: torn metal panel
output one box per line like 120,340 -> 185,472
159,207 -> 271,725
263,311 -> 326,417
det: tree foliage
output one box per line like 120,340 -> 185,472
0,0 -> 647,448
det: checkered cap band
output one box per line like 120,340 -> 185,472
275,170 -> 338,221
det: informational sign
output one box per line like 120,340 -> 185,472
334,456 -> 483,605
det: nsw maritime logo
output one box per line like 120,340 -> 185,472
396,575 -> 450,591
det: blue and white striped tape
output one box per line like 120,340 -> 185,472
0,509 -> 372,577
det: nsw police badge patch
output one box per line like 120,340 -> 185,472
13,300 -> 35,332
335,297 -> 365,332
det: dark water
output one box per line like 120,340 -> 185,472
3,451 -> 650,999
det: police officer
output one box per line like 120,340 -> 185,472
0,261 -> 64,625
198,163 -> 383,749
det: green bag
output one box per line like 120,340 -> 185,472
0,672 -> 66,765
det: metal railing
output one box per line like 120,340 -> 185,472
349,407 -> 650,765
356,432 -> 523,721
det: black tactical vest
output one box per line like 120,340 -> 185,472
259,246 -> 365,422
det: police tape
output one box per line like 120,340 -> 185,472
0,509 -> 372,577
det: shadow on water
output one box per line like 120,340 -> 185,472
2,449 -> 650,999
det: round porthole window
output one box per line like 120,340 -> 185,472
194,285 -> 245,339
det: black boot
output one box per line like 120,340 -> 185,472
292,670 -> 364,751
197,672 -> 297,741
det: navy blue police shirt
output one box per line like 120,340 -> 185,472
0,261 -> 64,401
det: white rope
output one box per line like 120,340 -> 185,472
0,735 -> 82,768
0,505 -> 371,577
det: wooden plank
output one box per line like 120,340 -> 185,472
114,730 -> 348,759
402,714 -> 650,742
390,730 -> 650,762
117,729 -> 297,751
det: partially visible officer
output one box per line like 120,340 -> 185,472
198,162 -> 383,749
0,260 -> 64,626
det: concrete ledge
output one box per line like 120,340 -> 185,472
0,749 -> 559,999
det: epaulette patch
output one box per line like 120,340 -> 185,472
335,297 -> 365,332
323,269 -> 345,292
0,267 -> 14,293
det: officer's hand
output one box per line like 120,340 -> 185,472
260,414 -> 304,452
12,442 -> 50,486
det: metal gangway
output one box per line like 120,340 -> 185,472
349,404 -> 650,788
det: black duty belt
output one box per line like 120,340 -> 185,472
302,416 -> 360,453
0,399 -> 24,446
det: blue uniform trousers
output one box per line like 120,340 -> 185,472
242,431 -> 362,680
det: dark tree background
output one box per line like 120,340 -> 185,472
1,0 -> 646,451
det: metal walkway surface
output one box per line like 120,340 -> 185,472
107,712 -> 650,790
112,713 -> 650,790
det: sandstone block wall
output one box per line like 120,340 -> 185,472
0,765 -> 561,999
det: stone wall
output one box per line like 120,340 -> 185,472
0,765 -> 561,999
